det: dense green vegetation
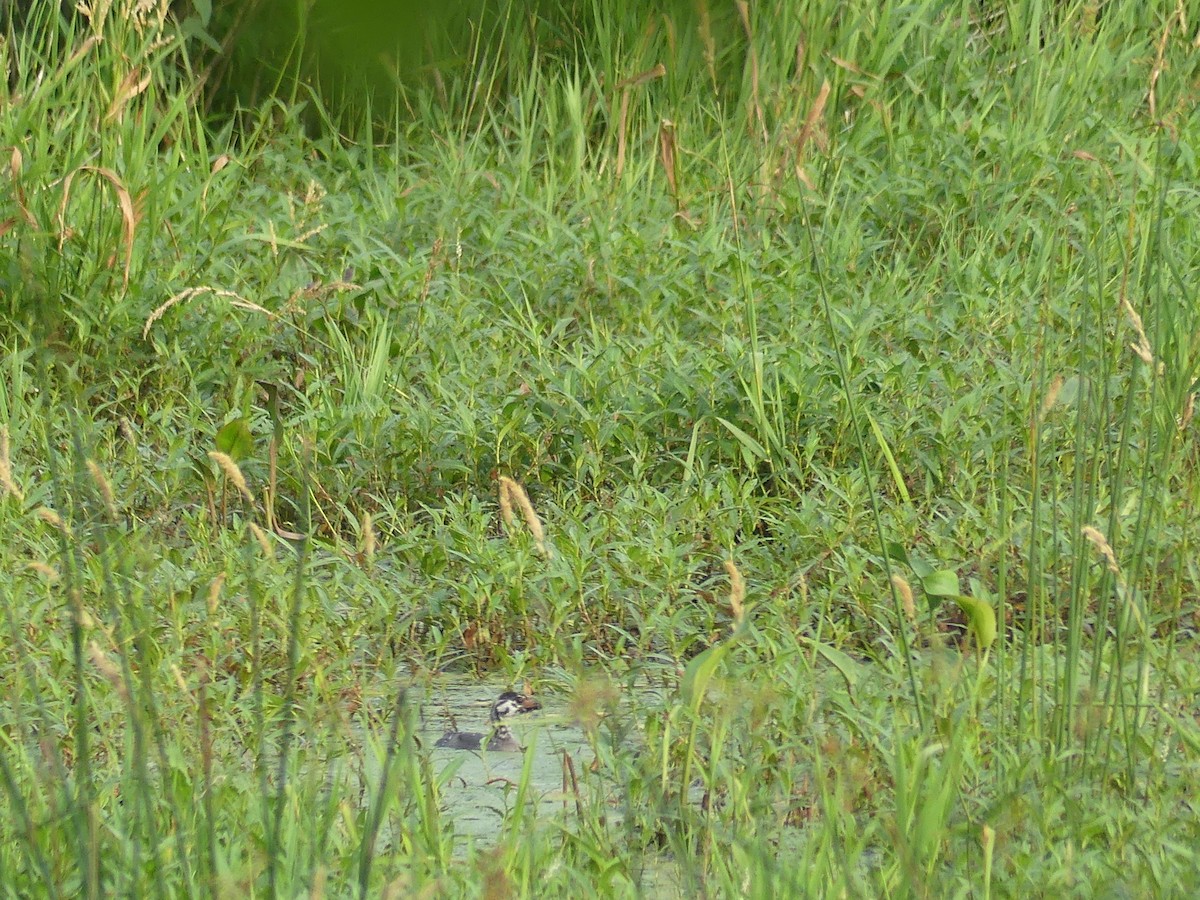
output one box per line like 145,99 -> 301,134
2,0 -> 1199,895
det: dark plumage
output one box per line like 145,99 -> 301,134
435,691 -> 541,752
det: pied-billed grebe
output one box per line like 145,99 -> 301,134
434,691 -> 542,752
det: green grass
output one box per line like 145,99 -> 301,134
3,0 -> 1200,895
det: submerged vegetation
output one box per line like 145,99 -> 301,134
2,0 -> 1199,895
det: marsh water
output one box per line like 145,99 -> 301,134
337,677 -> 619,847
315,672 -> 862,894
406,679 -> 689,896
417,678 -> 593,841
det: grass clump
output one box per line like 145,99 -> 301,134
2,0 -> 1200,895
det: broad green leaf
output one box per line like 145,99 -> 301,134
1057,375 -> 1081,408
922,570 -> 960,597
680,643 -> 730,714
680,616 -> 750,713
950,595 -> 997,649
191,455 -> 215,486
714,416 -> 768,465
799,637 -> 864,694
216,418 -> 254,461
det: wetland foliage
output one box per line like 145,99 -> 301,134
2,0 -> 1199,895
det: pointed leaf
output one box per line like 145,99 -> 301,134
1057,375 -> 1080,408
909,556 -> 933,579
921,570 -> 960,597
714,416 -> 768,464
866,411 -> 912,507
680,643 -> 731,714
216,418 -> 254,461
679,610 -> 749,713
799,637 -> 863,694
950,594 -> 997,649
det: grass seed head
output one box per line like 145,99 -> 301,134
0,426 -> 23,502
248,522 -> 275,559
207,572 -> 225,616
86,459 -> 117,519
25,561 -> 60,582
1081,525 -> 1120,575
724,558 -> 746,627
497,475 -> 516,526
1037,374 -> 1065,424
36,507 -> 69,536
1121,297 -> 1155,366
88,640 -> 129,701
361,511 -> 376,562
892,574 -> 917,623
498,475 -> 550,558
208,451 -> 255,505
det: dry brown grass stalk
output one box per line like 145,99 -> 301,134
1147,1 -> 1188,120
1179,392 -> 1195,432
1081,525 -> 1148,634
57,165 -> 137,286
616,90 -> 630,178
735,1 -> 767,143
615,63 -> 666,180
105,66 -> 152,122
1081,525 -> 1120,575
792,79 -> 831,190
419,237 -> 444,305
8,148 -> 37,230
658,119 -> 678,201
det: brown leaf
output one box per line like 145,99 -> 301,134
659,119 -> 678,199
